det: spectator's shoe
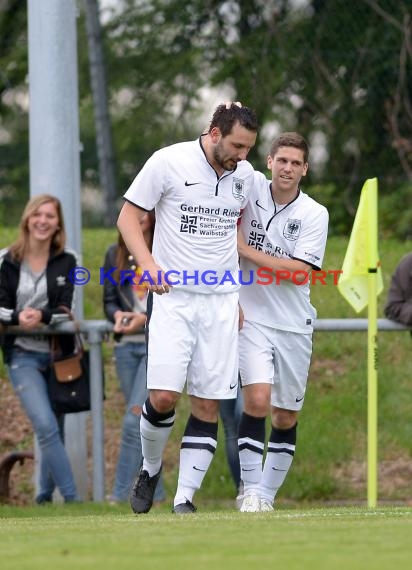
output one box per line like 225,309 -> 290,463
35,493 -> 52,505
172,500 -> 197,514
64,496 -> 82,504
106,494 -> 120,505
130,467 -> 162,514
240,493 -> 261,512
260,498 -> 274,512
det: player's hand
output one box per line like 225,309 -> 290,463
140,260 -> 172,295
225,101 -> 242,109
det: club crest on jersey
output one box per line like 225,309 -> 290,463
232,178 -> 245,201
283,219 -> 301,241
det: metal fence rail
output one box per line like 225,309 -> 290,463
314,319 -> 408,332
1,318 -> 410,502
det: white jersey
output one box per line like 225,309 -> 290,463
124,138 -> 254,294
239,171 -> 329,333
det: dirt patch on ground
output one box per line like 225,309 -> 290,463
334,458 -> 412,496
310,357 -> 347,378
0,374 -> 35,504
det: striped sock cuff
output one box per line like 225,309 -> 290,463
238,412 -> 266,442
142,398 -> 175,428
181,414 -> 218,454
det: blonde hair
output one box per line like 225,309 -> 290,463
9,194 -> 66,261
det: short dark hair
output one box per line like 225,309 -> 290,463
209,103 -> 258,137
269,132 -> 309,163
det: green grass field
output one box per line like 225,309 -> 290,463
1,504 -> 412,570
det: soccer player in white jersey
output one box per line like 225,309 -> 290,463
117,103 -> 258,514
237,132 -> 329,512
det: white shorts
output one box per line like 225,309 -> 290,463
147,288 -> 239,399
239,320 -> 312,411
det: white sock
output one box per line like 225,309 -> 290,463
239,437 -> 264,494
259,424 -> 296,503
173,415 -> 217,506
238,413 -> 266,495
140,399 -> 175,477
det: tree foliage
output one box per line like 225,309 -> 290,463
0,0 -> 28,222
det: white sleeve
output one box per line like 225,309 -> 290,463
292,206 -> 329,270
123,150 -> 166,211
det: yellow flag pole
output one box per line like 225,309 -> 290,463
337,177 -> 381,506
367,178 -> 379,508
367,272 -> 378,508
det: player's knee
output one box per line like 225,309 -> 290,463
272,408 -> 298,430
244,386 -> 270,417
190,397 -> 219,422
150,389 -> 179,413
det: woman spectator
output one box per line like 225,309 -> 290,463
0,193 -> 79,504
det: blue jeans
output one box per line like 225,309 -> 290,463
219,389 -> 243,491
7,348 -> 78,501
38,413 -> 65,499
112,342 -> 165,502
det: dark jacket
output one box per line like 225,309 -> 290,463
384,252 -> 412,326
0,247 -> 77,363
102,244 -> 146,339
103,244 -> 136,320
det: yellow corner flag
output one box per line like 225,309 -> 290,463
338,177 -> 382,508
338,178 -> 383,312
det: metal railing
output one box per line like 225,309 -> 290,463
1,318 -> 409,502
